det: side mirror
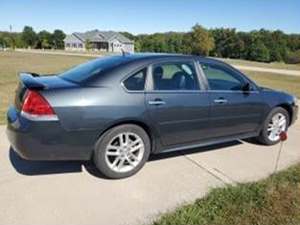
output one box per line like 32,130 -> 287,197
242,83 -> 251,92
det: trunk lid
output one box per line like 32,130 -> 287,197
14,73 -> 78,110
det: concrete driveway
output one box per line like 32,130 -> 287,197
1,115 -> 300,225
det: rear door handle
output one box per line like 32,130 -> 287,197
148,99 -> 166,105
214,98 -> 228,104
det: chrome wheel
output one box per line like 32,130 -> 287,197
267,112 -> 287,142
105,132 -> 145,173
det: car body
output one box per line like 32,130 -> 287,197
7,53 -> 298,178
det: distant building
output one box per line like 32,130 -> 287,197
64,30 -> 134,53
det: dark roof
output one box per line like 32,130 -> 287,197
72,30 -> 133,43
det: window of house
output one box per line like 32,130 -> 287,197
152,62 -> 199,90
72,43 -> 77,48
78,43 -> 83,48
123,68 -> 147,91
66,43 -> 70,48
200,63 -> 246,91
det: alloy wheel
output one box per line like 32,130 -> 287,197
267,112 -> 287,142
104,132 -> 145,173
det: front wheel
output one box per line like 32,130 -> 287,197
94,124 -> 151,179
257,107 -> 289,145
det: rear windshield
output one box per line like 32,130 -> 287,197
59,56 -> 131,83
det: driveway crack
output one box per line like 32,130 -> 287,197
183,155 -> 234,185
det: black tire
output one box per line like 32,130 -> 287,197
93,124 -> 151,179
256,107 -> 290,145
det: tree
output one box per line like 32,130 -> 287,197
248,39 -> 270,62
210,28 -> 245,58
14,33 -> 25,48
0,35 -> 7,48
37,30 -> 52,49
287,34 -> 300,52
85,39 -> 92,50
165,32 -> 185,53
120,32 -> 135,41
21,26 -> 37,48
286,50 -> 300,64
134,39 -> 141,52
190,24 -> 214,56
52,29 -> 66,49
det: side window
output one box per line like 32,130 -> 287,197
123,68 -> 147,91
201,63 -> 245,91
152,62 -> 199,90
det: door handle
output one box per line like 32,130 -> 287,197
214,98 -> 228,104
148,99 -> 166,105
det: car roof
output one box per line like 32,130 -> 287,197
108,53 -> 194,61
105,53 -> 228,65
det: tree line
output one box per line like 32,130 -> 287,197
0,26 -> 66,50
1,25 -> 300,64
122,24 -> 300,64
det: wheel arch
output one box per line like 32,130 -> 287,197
276,103 -> 293,126
92,119 -> 157,158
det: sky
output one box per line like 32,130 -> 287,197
0,0 -> 299,34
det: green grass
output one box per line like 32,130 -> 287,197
151,164 -> 300,225
244,70 -> 300,97
218,58 -> 300,70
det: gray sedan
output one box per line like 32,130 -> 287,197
7,54 -> 298,178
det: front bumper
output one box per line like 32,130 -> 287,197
6,106 -> 94,161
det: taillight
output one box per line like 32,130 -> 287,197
21,90 -> 58,121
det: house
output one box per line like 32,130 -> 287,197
64,30 -> 134,53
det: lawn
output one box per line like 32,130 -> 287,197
0,51 -> 300,124
151,163 -> 300,225
243,70 -> 300,97
218,57 -> 300,71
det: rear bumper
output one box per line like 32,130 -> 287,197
6,106 -> 94,161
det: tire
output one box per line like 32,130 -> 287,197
256,107 -> 290,145
93,124 -> 151,179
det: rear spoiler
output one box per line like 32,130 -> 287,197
19,72 -> 46,90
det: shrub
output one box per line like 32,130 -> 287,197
285,50 -> 300,64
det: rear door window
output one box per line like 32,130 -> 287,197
152,62 -> 199,90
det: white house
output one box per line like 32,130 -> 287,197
64,30 -> 134,53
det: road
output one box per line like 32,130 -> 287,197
0,114 -> 300,225
15,49 -> 300,76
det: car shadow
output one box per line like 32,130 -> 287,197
149,140 -> 242,161
242,137 -> 265,145
9,147 -> 83,175
9,140 -> 243,179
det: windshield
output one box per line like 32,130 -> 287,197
60,56 -> 130,83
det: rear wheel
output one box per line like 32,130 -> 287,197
257,107 -> 289,145
94,124 -> 151,179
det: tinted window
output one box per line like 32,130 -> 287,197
201,63 -> 245,91
152,62 -> 199,90
123,69 -> 146,91
60,56 -> 132,83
